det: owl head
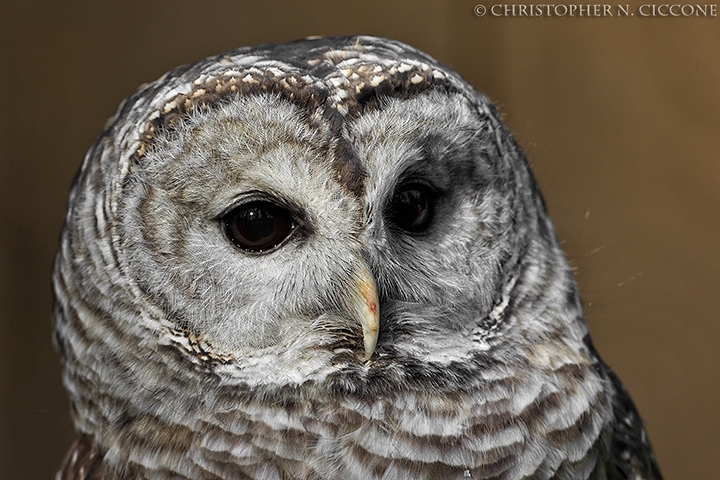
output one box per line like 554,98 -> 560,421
54,36 -> 608,478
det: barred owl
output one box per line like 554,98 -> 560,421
53,36 -> 662,480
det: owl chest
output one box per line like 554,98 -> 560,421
161,389 -> 612,480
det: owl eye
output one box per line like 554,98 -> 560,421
387,183 -> 435,233
223,201 -> 294,252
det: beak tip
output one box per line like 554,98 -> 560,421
361,318 -> 378,359
363,335 -> 378,360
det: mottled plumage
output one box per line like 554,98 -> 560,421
54,36 -> 662,480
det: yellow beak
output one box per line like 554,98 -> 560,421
352,265 -> 379,360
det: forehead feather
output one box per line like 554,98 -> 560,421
104,36 -> 497,199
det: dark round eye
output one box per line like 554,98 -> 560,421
223,201 -> 294,252
387,183 -> 435,233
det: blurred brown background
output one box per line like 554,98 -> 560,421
1,1 -> 717,478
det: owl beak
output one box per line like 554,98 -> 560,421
353,265 -> 379,360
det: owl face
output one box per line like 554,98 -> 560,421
117,87 -> 526,375
55,36 -> 612,479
